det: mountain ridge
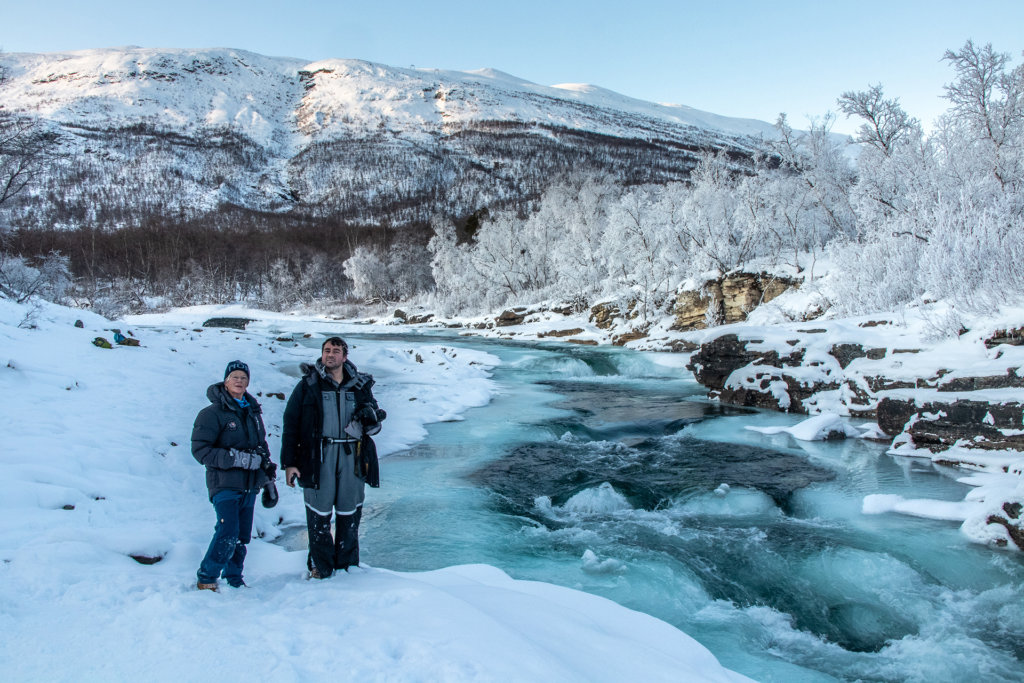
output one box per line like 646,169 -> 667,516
0,46 -> 779,230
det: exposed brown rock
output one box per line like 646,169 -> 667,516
864,376 -> 917,393
538,328 -> 584,338
589,302 -> 620,329
937,369 -> 1024,392
670,272 -> 799,332
495,310 -> 526,327
671,289 -> 715,331
830,343 -> 866,369
877,397 -> 1024,452
984,328 -> 1024,349
612,325 -> 650,346
985,502 -> 1024,550
665,339 -> 700,353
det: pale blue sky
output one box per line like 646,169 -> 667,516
2,0 -> 1022,134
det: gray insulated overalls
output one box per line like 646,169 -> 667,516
305,376 -> 366,574
304,383 -> 365,516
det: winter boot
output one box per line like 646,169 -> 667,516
333,507 -> 362,571
306,507 -> 334,578
197,581 -> 218,592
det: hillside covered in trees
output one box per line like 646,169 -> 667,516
1,41 -> 1021,330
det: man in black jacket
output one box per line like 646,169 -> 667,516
281,337 -> 384,578
192,360 -> 276,590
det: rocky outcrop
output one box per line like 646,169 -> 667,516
686,334 -> 834,412
984,328 -> 1024,349
612,329 -> 649,346
986,503 -> 1024,550
877,397 -> 1024,455
671,272 -> 798,331
495,309 -> 528,327
829,343 -> 886,369
590,302 -> 625,330
936,369 -> 1024,392
690,329 -> 1024,462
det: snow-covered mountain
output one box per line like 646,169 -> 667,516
0,46 -> 778,229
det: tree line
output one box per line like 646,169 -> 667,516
408,40 -> 1023,335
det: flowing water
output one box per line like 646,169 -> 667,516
285,332 -> 1024,682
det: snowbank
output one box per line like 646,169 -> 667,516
0,299 -> 749,682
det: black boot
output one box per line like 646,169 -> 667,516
333,507 -> 362,571
306,507 -> 334,578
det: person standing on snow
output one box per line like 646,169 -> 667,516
192,360 -> 277,591
281,336 -> 384,579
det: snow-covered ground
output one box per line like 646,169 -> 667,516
0,298 -> 750,682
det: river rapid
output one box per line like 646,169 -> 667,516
293,332 -> 1024,682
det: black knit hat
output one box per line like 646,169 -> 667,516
224,360 -> 250,380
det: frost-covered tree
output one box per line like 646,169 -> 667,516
343,242 -> 432,304
605,184 -> 676,321
0,251 -> 71,303
539,174 -> 617,307
830,41 -> 1024,324
675,152 -> 758,274
942,40 -> 1024,196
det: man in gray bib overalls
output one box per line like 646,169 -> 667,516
281,337 -> 385,578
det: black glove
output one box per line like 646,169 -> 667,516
355,405 -> 380,426
261,481 -> 279,508
229,448 -> 262,470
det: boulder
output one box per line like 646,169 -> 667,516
202,317 -> 253,330
495,310 -> 526,327
612,327 -> 649,346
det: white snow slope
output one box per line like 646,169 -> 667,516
0,297 -> 750,683
0,46 -> 777,153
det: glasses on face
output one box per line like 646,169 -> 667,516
227,373 -> 249,383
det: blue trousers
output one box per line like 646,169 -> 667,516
197,489 -> 257,586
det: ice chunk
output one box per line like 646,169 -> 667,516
581,549 -> 627,574
746,413 -> 862,441
562,482 -> 633,515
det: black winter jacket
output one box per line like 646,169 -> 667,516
192,383 -> 273,500
280,359 -> 382,489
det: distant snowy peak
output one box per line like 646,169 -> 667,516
1,46 -> 778,147
1,47 -> 305,151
